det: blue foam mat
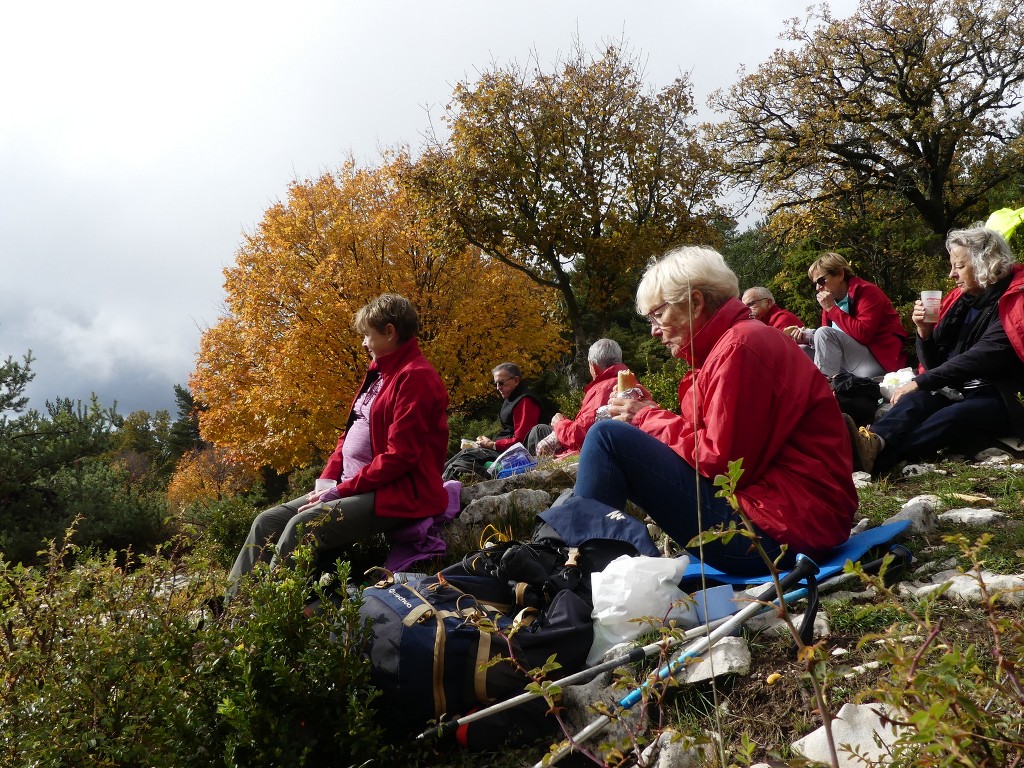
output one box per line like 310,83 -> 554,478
680,520 -> 911,587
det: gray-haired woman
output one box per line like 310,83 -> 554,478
849,226 -> 1024,474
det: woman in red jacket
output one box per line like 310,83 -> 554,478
574,246 -> 856,575
228,293 -> 449,591
786,252 -> 907,378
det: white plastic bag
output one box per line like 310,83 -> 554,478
587,554 -> 697,665
879,367 -> 915,401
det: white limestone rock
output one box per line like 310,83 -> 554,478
901,463 -> 943,477
681,636 -> 751,684
458,488 -> 552,526
852,471 -> 874,488
638,729 -> 704,768
745,610 -> 830,640
901,569 -> 1024,607
937,507 -> 1004,526
792,702 -> 905,767
883,496 -> 939,536
973,447 -> 1012,464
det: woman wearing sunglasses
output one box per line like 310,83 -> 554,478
785,252 -> 906,379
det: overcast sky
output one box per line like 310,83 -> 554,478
0,0 -> 858,417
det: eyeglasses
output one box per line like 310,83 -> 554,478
813,275 -> 828,288
494,377 -> 515,388
744,298 -> 768,308
646,301 -> 670,327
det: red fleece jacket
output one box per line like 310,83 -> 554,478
553,362 -> 652,453
633,297 -> 856,556
819,275 -> 907,372
319,338 -> 449,519
762,303 -> 803,331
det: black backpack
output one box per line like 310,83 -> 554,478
831,372 -> 883,427
358,496 -> 659,748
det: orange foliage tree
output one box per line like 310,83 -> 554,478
191,151 -> 566,472
165,447 -> 259,514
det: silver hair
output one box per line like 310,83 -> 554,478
636,245 -> 740,315
945,225 -> 1016,288
742,286 -> 774,303
587,338 -> 622,369
491,362 -> 522,379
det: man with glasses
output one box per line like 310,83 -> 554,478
444,363 -> 544,480
475,363 -> 543,453
741,287 -> 804,331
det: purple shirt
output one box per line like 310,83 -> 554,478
341,376 -> 382,482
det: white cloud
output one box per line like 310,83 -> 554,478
0,0 -> 859,414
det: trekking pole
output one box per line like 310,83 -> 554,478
417,613 -> 737,741
532,554 -> 821,768
417,545 -> 912,745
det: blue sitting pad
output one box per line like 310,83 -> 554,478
680,520 -> 911,587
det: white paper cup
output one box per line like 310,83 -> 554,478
921,290 -> 942,323
314,478 -> 338,493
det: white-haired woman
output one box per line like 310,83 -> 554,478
574,246 -> 856,575
849,226 -> 1024,474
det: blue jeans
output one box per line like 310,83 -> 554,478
872,388 -> 1008,472
574,420 -> 789,575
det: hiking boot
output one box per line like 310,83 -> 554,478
844,414 -> 882,474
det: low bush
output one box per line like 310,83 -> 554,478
181,493 -> 265,568
0,531 -> 384,768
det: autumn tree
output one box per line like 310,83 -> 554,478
416,43 -> 726,370
165,447 -> 259,515
191,152 -> 565,472
711,0 -> 1024,254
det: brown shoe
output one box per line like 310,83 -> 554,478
844,414 -> 881,473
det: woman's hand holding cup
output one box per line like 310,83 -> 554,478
916,291 -> 942,338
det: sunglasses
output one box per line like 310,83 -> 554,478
494,377 -> 516,387
813,275 -> 828,288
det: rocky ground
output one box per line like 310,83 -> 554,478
420,445 -> 1024,768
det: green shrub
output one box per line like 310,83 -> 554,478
0,532 -> 384,768
53,460 -> 170,553
551,383 -> 585,417
182,493 -> 264,568
445,413 -> 501,456
0,459 -> 172,563
636,356 -> 688,413
861,534 -> 1024,767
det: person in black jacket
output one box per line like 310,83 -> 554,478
474,363 -> 543,453
848,225 -> 1024,474
442,363 -> 544,480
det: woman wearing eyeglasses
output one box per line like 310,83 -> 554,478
785,252 -> 907,379
572,246 -> 856,575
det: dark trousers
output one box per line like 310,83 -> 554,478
574,420 -> 788,575
872,389 -> 1008,472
